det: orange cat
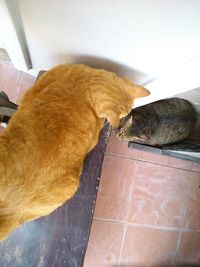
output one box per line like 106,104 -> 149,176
0,64 -> 149,240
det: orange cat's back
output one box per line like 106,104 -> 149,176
0,64 -> 150,240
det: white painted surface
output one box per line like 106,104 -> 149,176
134,56 -> 200,107
0,0 -> 25,69
2,0 -> 200,104
18,0 -> 200,78
0,39 -> 5,48
0,0 -> 31,70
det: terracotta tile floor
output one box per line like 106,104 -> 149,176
0,62 -> 36,104
84,132 -> 200,267
0,62 -> 200,267
0,62 -> 36,135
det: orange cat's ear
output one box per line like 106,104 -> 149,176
123,78 -> 150,99
106,111 -> 120,127
99,110 -> 120,127
133,84 -> 150,98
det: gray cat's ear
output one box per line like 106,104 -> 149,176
128,116 -> 132,124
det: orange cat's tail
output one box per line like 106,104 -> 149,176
0,202 -> 19,241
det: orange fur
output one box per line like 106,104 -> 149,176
0,64 -> 150,240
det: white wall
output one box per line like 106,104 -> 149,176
134,56 -> 200,107
18,0 -> 200,79
3,0 -> 200,104
0,39 -> 5,48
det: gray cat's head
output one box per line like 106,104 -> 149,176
113,111 -> 150,142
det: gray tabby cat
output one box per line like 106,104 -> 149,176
114,98 -> 197,146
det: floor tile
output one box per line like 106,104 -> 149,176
106,131 -> 139,159
83,220 -> 124,267
176,231 -> 200,266
120,225 -> 178,267
184,172 -> 200,230
128,161 -> 189,227
139,150 -> 192,171
192,162 -> 200,173
167,156 -> 192,170
0,62 -> 21,102
16,72 -> 36,104
139,149 -> 169,166
94,155 -> 137,221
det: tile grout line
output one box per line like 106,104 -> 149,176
125,159 -> 139,220
93,217 -> 127,224
105,152 -> 139,162
126,222 -> 180,232
93,217 -> 179,231
15,71 -> 22,103
93,216 -> 200,233
105,152 -> 200,173
172,229 -> 182,267
181,228 -> 200,233
172,170 -> 192,267
118,223 -> 127,267
117,159 -> 139,267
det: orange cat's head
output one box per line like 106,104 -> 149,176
90,71 -> 150,127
